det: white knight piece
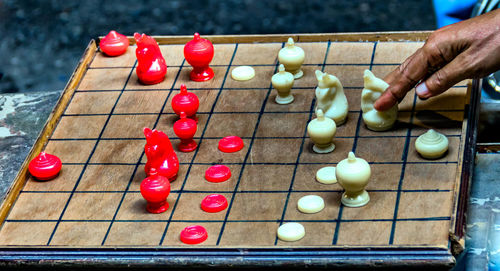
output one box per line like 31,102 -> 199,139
361,70 -> 398,131
314,70 -> 349,126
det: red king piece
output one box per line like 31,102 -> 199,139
184,33 -> 215,81
201,194 -> 228,213
140,169 -> 171,214
171,84 -> 199,121
134,33 -> 167,85
28,152 -> 62,181
205,165 -> 231,183
173,112 -> 198,152
100,30 -> 129,56
218,136 -> 244,153
180,225 -> 208,245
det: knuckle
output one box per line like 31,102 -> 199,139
432,70 -> 448,89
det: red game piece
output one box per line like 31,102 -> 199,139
134,33 -> 167,85
144,127 -> 179,181
140,169 -> 171,214
100,30 -> 129,56
201,194 -> 228,213
205,165 -> 231,183
173,112 -> 198,152
218,136 -> 244,153
180,225 -> 208,245
184,33 -> 215,82
171,84 -> 199,121
28,152 -> 62,181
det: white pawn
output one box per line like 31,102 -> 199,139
278,37 -> 305,79
361,70 -> 398,131
271,64 -> 294,104
315,70 -> 349,126
307,109 -> 337,154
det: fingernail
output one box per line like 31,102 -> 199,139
416,82 -> 429,98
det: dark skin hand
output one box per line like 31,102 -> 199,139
374,8 -> 500,111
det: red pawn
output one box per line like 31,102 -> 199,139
171,84 -> 199,121
184,33 -> 214,82
140,169 -> 170,214
134,33 -> 167,85
100,30 -> 129,56
144,128 -> 179,181
173,112 -> 198,152
28,152 -> 62,181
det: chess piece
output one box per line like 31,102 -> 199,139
28,152 -> 62,181
184,33 -> 214,81
205,165 -> 232,183
271,64 -> 295,104
140,168 -> 170,213
278,37 -> 305,79
231,66 -> 255,81
361,70 -> 398,131
171,84 -> 199,122
336,152 -> 371,208
315,166 -> 337,184
218,136 -> 244,153
201,194 -> 228,213
173,112 -> 198,152
180,225 -> 208,245
415,129 -> 449,159
144,128 -> 179,181
100,30 -> 129,56
277,222 -> 305,242
315,70 -> 348,126
134,33 -> 167,85
307,109 -> 337,154
297,195 -> 325,214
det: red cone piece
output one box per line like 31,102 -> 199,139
28,152 -> 62,181
180,225 -> 208,245
144,127 -> 179,181
171,84 -> 199,121
100,30 -> 129,56
218,136 -> 244,153
173,112 -> 198,152
205,165 -> 231,183
184,33 -> 215,81
201,194 -> 228,213
140,169 -> 171,214
134,33 -> 167,85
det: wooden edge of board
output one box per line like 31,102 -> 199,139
0,40 -> 98,225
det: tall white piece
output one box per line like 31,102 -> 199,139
336,152 -> 371,208
271,64 -> 295,104
314,70 -> 349,126
278,38 -> 305,79
307,109 -> 337,154
361,70 -> 398,131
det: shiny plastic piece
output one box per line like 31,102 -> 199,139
140,169 -> 171,214
28,152 -> 62,181
218,136 -> 244,153
144,127 -> 179,181
134,33 -> 167,85
171,84 -> 199,121
180,225 -> 208,245
100,30 -> 129,57
205,165 -> 231,183
201,194 -> 228,213
173,112 -> 198,152
184,33 -> 214,81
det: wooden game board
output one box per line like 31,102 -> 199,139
0,32 -> 479,269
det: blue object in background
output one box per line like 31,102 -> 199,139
433,0 -> 476,27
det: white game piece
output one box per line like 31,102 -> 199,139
271,64 -> 295,104
278,37 -> 305,79
297,195 -> 325,214
231,66 -> 255,81
316,166 -> 337,184
415,129 -> 449,159
315,70 -> 349,126
361,70 -> 398,131
336,152 -> 371,208
307,109 -> 337,154
277,222 -> 305,242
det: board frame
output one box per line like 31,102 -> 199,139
0,32 -> 479,269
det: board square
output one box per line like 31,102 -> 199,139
396,191 -> 453,219
91,47 -> 136,68
50,221 -> 110,246
292,164 -> 341,191
129,165 -> 187,192
115,192 -> 179,220
193,138 -> 250,164
249,138 -> 302,164
264,89 -> 315,113
299,138 -> 354,164
411,111 -> 463,136
358,113 -> 411,137
326,42 -> 375,64
7,192 -> 69,220
370,64 -> 398,81
355,137 -> 406,163
218,222 -> 278,246
224,66 -> 276,88
365,164 -> 403,190
214,89 -> 268,113
89,139 -> 144,164
238,164 -> 295,191
173,66 -> 227,90
77,68 -> 131,91
164,89 -> 219,114
125,67 -> 179,90
76,164 -> 136,191
102,114 -> 158,139
211,44 -> 237,65
373,42 -> 424,64
44,140 -> 95,163
182,164 -> 241,192
256,113 -> 309,138
298,42 -> 328,64
335,112 -> 359,137
402,164 -> 457,191
62,192 -> 123,220
290,64 -> 323,88
407,137 -> 460,162
23,164 -> 83,191
414,87 -> 468,110
204,113 -> 259,138
52,115 -> 108,139
232,43 -> 281,65
344,88 -> 363,111
392,220 -> 450,246
0,222 -> 57,245
284,192 -> 340,221
159,45 -> 185,66
323,65 -> 367,88
171,192 -> 233,221
341,192 -> 397,220
227,193 -> 287,220
65,91 -> 120,115
276,222 -> 337,247
156,113 -> 209,139
336,221 -> 392,245
114,90 -> 170,114
161,222 -> 222,246
104,221 -> 166,246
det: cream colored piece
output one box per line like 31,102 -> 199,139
231,66 -> 255,81
361,70 -> 398,131
315,70 -> 349,126
316,166 -> 337,184
307,109 -> 337,154
271,64 -> 294,104
336,152 -> 371,208
415,129 -> 449,159
297,195 -> 325,214
278,38 -> 305,79
277,222 -> 305,242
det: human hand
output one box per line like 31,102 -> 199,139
374,8 -> 500,111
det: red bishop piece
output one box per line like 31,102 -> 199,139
201,194 -> 228,213
100,30 -> 129,56
173,112 -> 198,152
171,84 -> 199,121
180,225 -> 208,245
134,33 -> 167,85
218,136 -> 244,153
184,33 -> 215,82
140,169 -> 171,214
28,152 -> 62,181
205,165 -> 231,183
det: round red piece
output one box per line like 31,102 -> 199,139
180,225 -> 208,245
205,165 -> 231,183
100,30 -> 129,56
201,194 -> 228,213
218,136 -> 244,153
184,33 -> 215,82
171,84 -> 199,119
140,169 -> 171,214
28,152 -> 62,181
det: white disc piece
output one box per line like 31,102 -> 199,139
316,166 -> 337,184
297,195 -> 325,214
231,66 -> 255,81
277,222 -> 305,242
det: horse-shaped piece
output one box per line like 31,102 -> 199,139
144,127 -> 179,181
361,69 -> 398,131
314,70 -> 348,126
134,33 -> 167,85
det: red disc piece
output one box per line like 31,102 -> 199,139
28,152 -> 62,181
100,30 -> 129,56
218,136 -> 244,153
205,165 -> 231,183
184,33 -> 215,82
180,225 -> 208,245
201,194 -> 228,213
